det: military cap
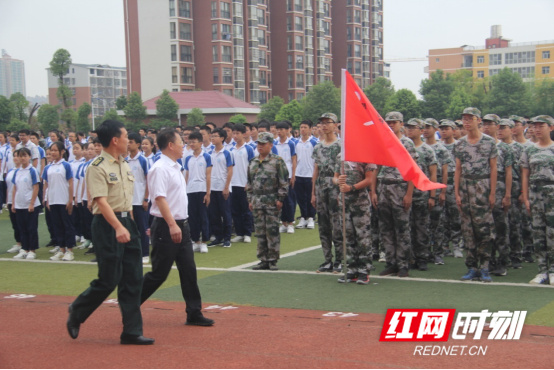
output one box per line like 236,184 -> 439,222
405,118 -> 425,129
509,115 -> 524,123
424,118 -> 439,129
385,111 -> 404,122
462,107 -> 481,118
319,112 -> 337,123
498,119 -> 515,128
438,119 -> 457,129
257,132 -> 275,143
529,115 -> 554,126
482,114 -> 501,124
454,120 -> 463,127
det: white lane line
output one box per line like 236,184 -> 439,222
230,245 -> 321,269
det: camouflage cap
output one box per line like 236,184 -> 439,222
319,112 -> 337,123
454,120 -> 463,127
438,119 -> 457,129
509,115 -> 524,123
498,119 -> 515,128
482,114 -> 500,124
257,132 -> 274,143
384,111 -> 404,122
462,107 -> 481,118
424,118 -> 439,129
405,118 -> 425,129
529,115 -> 554,126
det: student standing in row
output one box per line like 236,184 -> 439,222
6,151 -> 22,255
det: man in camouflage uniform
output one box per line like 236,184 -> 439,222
334,154 -> 376,284
247,132 -> 289,271
520,115 -> 554,285
371,112 -> 418,278
311,113 -> 343,273
455,107 -> 498,283
481,114 -> 514,277
405,118 -> 437,271
423,118 -> 451,264
438,120 -> 463,258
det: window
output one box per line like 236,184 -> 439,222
542,66 -> 550,74
543,50 -> 551,59
477,70 -> 484,78
490,69 -> 500,76
221,23 -> 231,40
221,2 -> 231,19
354,10 -> 361,23
288,55 -> 293,69
511,66 -> 534,78
489,54 -> 502,65
354,27 -> 361,41
294,0 -> 302,11
288,74 -> 293,88
347,44 -> 352,57
323,39 -> 330,54
435,57 -> 440,63
211,1 -> 217,17
258,29 -> 266,46
296,55 -> 303,69
181,67 -> 193,84
178,0 -> 190,17
347,27 -> 351,40
322,21 -> 330,36
212,45 -> 219,61
171,45 -> 177,61
505,51 -> 535,64
180,45 -> 192,62
180,23 -> 191,40
477,55 -> 484,63
212,23 -> 218,40
295,16 -> 303,31
260,71 -> 267,86
296,73 -> 304,88
222,45 -> 232,62
258,8 -> 265,25
259,50 -> 267,66
170,22 -> 176,39
223,68 -> 233,83
259,91 -> 267,105
90,69 -> 95,74
169,0 -> 175,16
172,67 -> 178,83
295,35 -> 303,51
213,67 -> 219,83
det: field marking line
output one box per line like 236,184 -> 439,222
230,245 -> 321,270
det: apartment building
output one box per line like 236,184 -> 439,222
0,50 -> 26,97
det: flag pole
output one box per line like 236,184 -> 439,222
340,69 -> 347,281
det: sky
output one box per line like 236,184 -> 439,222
1,0 -> 553,99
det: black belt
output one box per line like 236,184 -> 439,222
379,179 -> 404,185
530,180 -> 554,186
462,174 -> 490,180
114,212 -> 130,218
154,216 -> 188,225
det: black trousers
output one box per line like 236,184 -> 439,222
141,217 -> 202,317
8,204 -> 21,243
15,208 -> 39,251
49,204 -> 75,248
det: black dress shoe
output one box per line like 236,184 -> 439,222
46,240 -> 55,247
67,305 -> 80,339
120,334 -> 155,345
185,315 -> 214,326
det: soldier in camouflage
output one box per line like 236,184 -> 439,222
455,107 -> 498,283
405,118 -> 437,271
247,132 -> 289,271
333,155 -> 376,284
520,115 -> 554,285
371,112 -> 418,278
311,113 -> 343,273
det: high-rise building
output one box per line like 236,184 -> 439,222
123,0 -> 384,104
428,25 -> 554,81
0,50 -> 26,97
47,63 -> 127,117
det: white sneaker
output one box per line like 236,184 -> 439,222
244,236 -> 251,243
200,243 -> 208,253
231,235 -> 244,243
80,236 -> 85,243
62,251 -> 75,261
550,273 -> 554,286
287,225 -> 295,234
13,249 -> 28,259
210,236 -> 216,241
192,242 -> 201,252
75,235 -> 80,243
49,246 -> 60,254
279,225 -> 287,233
453,249 -> 464,258
306,218 -> 315,229
379,252 -> 386,262
7,245 -> 21,253
296,218 -> 307,229
529,273 -> 549,285
142,256 -> 150,264
50,251 -> 64,261
26,251 -> 36,260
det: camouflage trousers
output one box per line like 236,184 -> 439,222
529,184 -> 554,273
410,193 -> 430,263
339,194 -> 373,274
378,182 -> 411,270
459,178 -> 495,270
508,183 -> 523,264
371,203 -> 381,255
253,207 -> 281,262
520,200 -> 534,256
437,184 -> 463,253
315,183 -> 343,262
428,196 -> 443,256
491,181 -> 510,267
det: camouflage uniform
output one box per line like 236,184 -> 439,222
427,141 -> 451,255
377,135 -> 418,271
334,155 -> 376,275
247,150 -> 289,263
455,133 -> 498,270
312,139 -> 343,263
518,139 -> 536,259
520,139 -> 554,275
506,126 -> 525,265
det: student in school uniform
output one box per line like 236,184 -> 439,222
5,150 -> 22,254
79,142 -> 98,255
11,148 -> 41,260
141,136 -> 156,168
29,132 -> 46,210
70,142 -> 86,245
43,142 -> 76,261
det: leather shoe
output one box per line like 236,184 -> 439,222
120,334 -> 155,345
185,315 -> 214,326
66,305 -> 80,339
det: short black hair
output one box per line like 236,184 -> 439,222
188,132 -> 203,142
276,122 -> 289,130
92,137 -> 101,145
233,123 -> 246,134
128,132 -> 142,144
258,121 -> 270,131
17,147 -> 31,157
183,126 -> 193,133
29,131 -> 40,139
270,121 -> 278,128
9,133 -> 20,142
243,122 -> 252,130
212,127 -> 227,140
205,122 -> 216,129
281,120 -> 292,129
18,129 -> 31,135
199,125 -> 212,134
147,128 -> 158,134
300,119 -> 313,128
96,120 -> 125,148
250,123 -> 258,130
222,122 -> 235,130
157,128 -> 178,151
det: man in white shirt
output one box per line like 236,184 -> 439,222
16,129 -> 39,169
295,120 -> 317,229
141,128 -> 213,326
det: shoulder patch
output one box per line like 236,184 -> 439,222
91,157 -> 104,166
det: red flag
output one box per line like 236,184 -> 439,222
340,69 -> 445,191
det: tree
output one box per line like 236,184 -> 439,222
61,108 -> 77,130
419,70 -> 455,119
445,86 -> 473,120
229,114 -> 247,124
258,96 -> 284,122
76,102 -> 92,132
7,119 -> 30,132
150,118 -> 175,130
275,99 -> 304,128
384,89 -> 421,121
49,49 -> 73,110
0,95 -> 14,130
155,89 -> 179,121
532,78 -> 554,117
115,95 -> 128,110
103,109 -> 121,122
9,92 -> 29,121
123,91 -> 147,127
363,77 -> 395,116
302,81 -> 341,123
37,104 -> 60,133
186,107 -> 205,126
485,68 -> 532,117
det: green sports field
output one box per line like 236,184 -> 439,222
1,210 -> 553,327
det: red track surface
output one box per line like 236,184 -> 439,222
1,293 -> 553,368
